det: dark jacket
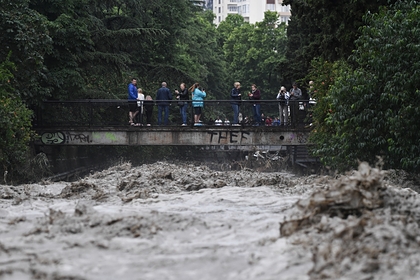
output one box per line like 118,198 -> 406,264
250,89 -> 261,104
230,87 -> 241,105
156,87 -> 173,106
178,88 -> 189,101
176,88 -> 189,106
144,100 -> 154,112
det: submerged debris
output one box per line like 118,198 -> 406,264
280,162 -> 420,279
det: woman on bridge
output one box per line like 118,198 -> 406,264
230,82 -> 241,126
190,83 -> 206,126
175,83 -> 189,126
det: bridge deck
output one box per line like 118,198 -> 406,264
34,99 -> 313,146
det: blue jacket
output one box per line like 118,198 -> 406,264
192,88 -> 206,107
156,87 -> 173,106
128,83 -> 137,100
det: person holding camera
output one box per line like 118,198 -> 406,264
190,83 -> 206,126
175,83 -> 189,126
248,84 -> 261,126
277,86 -> 290,126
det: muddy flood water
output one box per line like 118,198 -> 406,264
1,161 -> 420,280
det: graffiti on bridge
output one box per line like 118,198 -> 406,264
66,133 -> 90,143
41,132 -> 66,145
207,131 -> 251,144
41,132 -> 91,144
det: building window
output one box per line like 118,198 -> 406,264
239,4 -> 249,14
228,5 -> 237,12
280,5 -> 290,12
280,16 -> 289,23
218,16 -> 221,22
219,7 -> 221,13
266,0 -> 275,11
219,0 -> 221,4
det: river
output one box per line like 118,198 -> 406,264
0,161 -> 419,279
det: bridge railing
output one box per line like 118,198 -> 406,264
34,99 -> 314,128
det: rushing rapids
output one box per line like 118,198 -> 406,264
0,162 -> 419,279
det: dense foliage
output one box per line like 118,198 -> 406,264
282,0 -> 395,82
309,1 -> 420,171
0,56 -> 33,181
221,12 -> 287,97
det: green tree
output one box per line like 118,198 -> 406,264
282,0 -> 395,82
223,11 -> 287,96
309,0 -> 420,171
0,0 -> 52,105
216,14 -> 245,47
0,56 -> 33,180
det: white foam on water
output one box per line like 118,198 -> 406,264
1,162 -> 418,279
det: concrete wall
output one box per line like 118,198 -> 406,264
36,127 -> 310,146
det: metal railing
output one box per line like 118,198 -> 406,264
34,99 -> 314,128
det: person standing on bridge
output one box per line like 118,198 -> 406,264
289,82 -> 302,127
175,83 -> 189,126
136,88 -> 145,126
144,95 -> 154,126
128,78 -> 139,126
248,84 -> 261,126
277,86 -> 290,126
190,83 -> 206,126
156,82 -> 173,125
230,82 -> 241,126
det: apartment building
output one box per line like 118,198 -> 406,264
212,0 -> 291,25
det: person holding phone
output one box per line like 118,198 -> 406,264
230,82 -> 241,126
175,83 -> 189,126
248,84 -> 261,126
190,83 -> 206,126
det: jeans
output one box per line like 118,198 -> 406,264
179,103 -> 188,124
289,100 -> 298,127
231,104 -> 240,124
252,104 -> 261,125
158,105 -> 169,125
279,103 -> 288,125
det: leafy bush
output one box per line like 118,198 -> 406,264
308,1 -> 420,172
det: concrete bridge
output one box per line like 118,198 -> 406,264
33,99 -> 318,168
34,99 -> 313,147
